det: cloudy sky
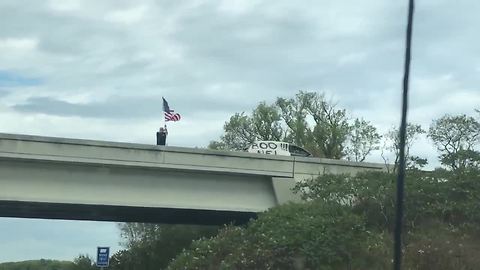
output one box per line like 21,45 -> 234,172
1,0 -> 479,263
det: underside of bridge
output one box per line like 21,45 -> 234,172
0,200 -> 257,225
0,157 -> 276,225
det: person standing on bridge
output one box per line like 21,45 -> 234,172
157,97 -> 181,146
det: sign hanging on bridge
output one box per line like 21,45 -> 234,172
247,141 -> 290,156
96,247 -> 110,267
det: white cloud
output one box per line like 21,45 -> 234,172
104,5 -> 148,25
218,0 -> 259,15
48,0 -> 81,12
337,52 -> 368,67
0,37 -> 38,51
410,74 -> 480,122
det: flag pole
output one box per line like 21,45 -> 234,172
159,97 -> 180,145
162,96 -> 166,131
157,97 -> 168,146
163,97 -> 168,145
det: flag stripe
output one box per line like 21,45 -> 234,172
163,98 -> 181,122
165,112 -> 181,122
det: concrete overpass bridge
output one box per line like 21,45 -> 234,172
0,133 -> 384,225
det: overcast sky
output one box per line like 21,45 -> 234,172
1,0 -> 479,263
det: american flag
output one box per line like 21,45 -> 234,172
163,97 -> 181,122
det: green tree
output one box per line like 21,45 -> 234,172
428,113 -> 480,170
345,118 -> 381,162
276,91 -> 314,148
293,168 -> 480,230
72,255 -> 95,270
251,102 -> 285,142
209,102 -> 285,151
115,223 -> 219,270
382,123 -> 426,172
207,140 -> 227,150
304,92 -> 351,158
211,91 -> 365,160
209,112 -> 255,151
0,260 -> 76,270
108,250 -> 136,270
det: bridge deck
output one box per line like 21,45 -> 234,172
0,133 -> 384,224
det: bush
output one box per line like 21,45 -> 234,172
403,221 -> 480,270
292,169 -> 480,231
138,168 -> 480,269
113,224 -> 219,270
167,201 -> 388,270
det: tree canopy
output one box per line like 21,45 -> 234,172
107,223 -> 219,270
210,91 -> 381,160
382,123 -> 427,172
0,257 -> 96,270
428,113 -> 480,170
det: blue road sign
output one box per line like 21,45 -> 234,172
96,247 -> 110,267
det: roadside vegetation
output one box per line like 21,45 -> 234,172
166,168 -> 480,269
0,256 -> 96,270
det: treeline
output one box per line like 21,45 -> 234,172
107,224 -> 219,270
0,258 -> 84,270
210,91 -> 480,171
0,255 -> 112,270
209,91 -> 380,160
0,260 -> 69,270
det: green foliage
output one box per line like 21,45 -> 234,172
108,250 -> 135,270
214,112 -> 257,151
166,168 -> 480,269
382,123 -> 427,172
211,91 -> 380,160
305,93 -> 351,159
293,171 -> 396,230
0,259 -> 75,270
403,222 -> 480,270
276,91 -> 313,148
0,256 -> 97,270
207,140 -> 227,150
209,102 -> 285,151
428,113 -> 480,170
345,118 -> 381,162
168,201 -> 387,270
293,169 -> 480,230
72,255 -> 96,270
251,102 -> 285,142
113,223 -> 219,270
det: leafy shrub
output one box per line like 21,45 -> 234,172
168,201 -> 387,270
403,221 -> 480,270
120,168 -> 480,269
293,169 -> 480,231
113,224 -> 219,270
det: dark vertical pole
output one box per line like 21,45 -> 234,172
394,0 -> 414,269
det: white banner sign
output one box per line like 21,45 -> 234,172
247,141 -> 290,156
